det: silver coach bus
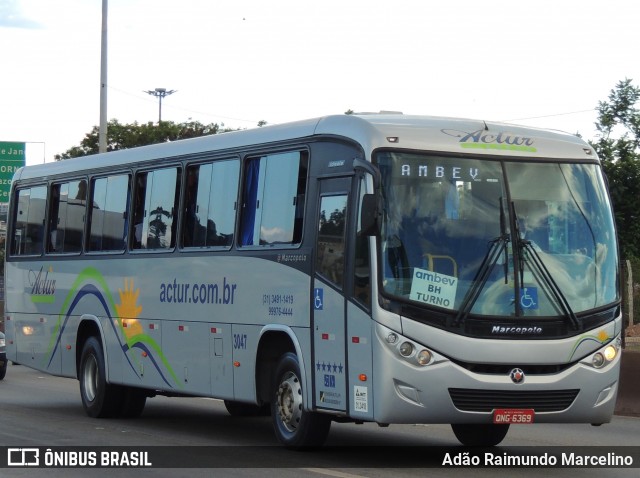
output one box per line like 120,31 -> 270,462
5,114 -> 621,447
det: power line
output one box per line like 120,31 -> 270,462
108,85 -> 261,125
109,84 -> 599,126
502,109 -> 597,122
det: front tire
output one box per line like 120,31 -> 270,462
451,423 -> 510,446
79,336 -> 123,418
270,352 -> 331,448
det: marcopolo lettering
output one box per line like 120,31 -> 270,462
491,325 -> 543,335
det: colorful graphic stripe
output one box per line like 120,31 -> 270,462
46,267 -> 180,389
568,330 -> 611,361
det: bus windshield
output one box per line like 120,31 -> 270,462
377,151 -> 618,318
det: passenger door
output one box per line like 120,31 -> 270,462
312,177 -> 351,412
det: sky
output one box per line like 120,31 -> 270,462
1,0 -> 640,165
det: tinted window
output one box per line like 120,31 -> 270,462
11,185 -> 47,256
240,151 -> 307,246
183,160 -> 239,248
89,174 -> 130,252
317,194 -> 347,288
48,180 -> 86,254
354,178 -> 371,308
132,167 -> 181,250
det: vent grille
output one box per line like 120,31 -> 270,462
448,388 -> 579,412
449,360 -> 572,375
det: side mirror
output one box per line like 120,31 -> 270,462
360,193 -> 381,236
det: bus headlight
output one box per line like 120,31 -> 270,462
416,349 -> 432,366
592,353 -> 605,368
590,344 -> 618,369
377,324 -> 439,367
603,345 -> 617,362
399,342 -> 414,357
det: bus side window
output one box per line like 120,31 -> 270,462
132,173 -> 147,249
240,151 -> 308,247
89,174 -> 130,252
48,184 -> 61,252
132,167 -> 181,250
47,180 -> 86,254
182,160 -> 239,249
11,185 -> 47,256
182,165 -> 204,247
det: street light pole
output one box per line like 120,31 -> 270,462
98,0 -> 108,153
144,88 -> 176,123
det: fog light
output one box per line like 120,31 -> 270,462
416,349 -> 432,365
399,341 -> 414,357
22,326 -> 35,336
603,345 -> 617,362
592,352 -> 605,368
386,333 -> 398,344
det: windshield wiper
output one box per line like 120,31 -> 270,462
518,239 -> 581,330
450,198 -> 509,328
511,202 -> 580,330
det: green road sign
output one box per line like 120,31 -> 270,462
0,142 -> 26,202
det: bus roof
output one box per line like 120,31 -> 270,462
14,114 -> 596,182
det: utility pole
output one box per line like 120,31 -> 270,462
98,0 -> 108,153
144,88 -> 176,123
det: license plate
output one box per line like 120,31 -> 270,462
493,409 -> 535,424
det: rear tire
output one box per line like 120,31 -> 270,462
79,336 -> 123,418
451,423 -> 510,446
270,352 -> 331,448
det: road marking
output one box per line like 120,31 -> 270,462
302,468 -> 369,478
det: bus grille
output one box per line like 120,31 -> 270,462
448,388 -> 580,412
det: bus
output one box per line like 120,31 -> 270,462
4,114 -> 621,447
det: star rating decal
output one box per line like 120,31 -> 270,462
316,361 -> 344,373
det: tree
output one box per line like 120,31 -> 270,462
55,119 -> 235,160
589,79 -> 640,259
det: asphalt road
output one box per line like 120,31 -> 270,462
1,364 -> 639,478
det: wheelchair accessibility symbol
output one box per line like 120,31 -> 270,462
314,288 -> 323,310
520,287 -> 538,310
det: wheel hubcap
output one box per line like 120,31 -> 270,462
83,355 -> 98,402
276,371 -> 302,433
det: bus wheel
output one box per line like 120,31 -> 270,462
79,336 -> 123,418
224,400 -> 270,417
451,423 -> 510,446
271,352 -> 331,448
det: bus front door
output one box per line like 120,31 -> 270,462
312,177 -> 351,413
